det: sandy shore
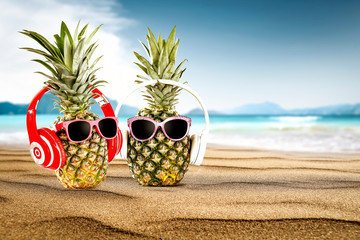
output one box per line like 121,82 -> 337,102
1,144 -> 360,239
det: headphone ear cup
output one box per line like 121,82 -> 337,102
190,135 -> 200,165
119,130 -> 128,159
37,128 -> 66,170
195,135 -> 207,166
29,135 -> 50,168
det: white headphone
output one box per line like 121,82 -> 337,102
115,79 -> 210,165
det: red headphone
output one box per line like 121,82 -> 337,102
27,86 -> 122,170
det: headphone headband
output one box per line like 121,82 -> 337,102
27,86 -> 115,144
115,79 -> 210,135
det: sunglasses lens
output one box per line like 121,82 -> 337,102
68,121 -> 91,142
98,118 -> 117,138
164,119 -> 188,140
131,120 -> 155,140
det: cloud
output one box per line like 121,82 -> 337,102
0,0 -> 139,105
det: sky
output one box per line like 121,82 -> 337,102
0,0 -> 359,113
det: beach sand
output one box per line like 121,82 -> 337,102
1,144 -> 360,239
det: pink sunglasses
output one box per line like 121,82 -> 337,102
128,116 -> 191,142
55,117 -> 118,143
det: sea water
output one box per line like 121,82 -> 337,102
1,114 -> 360,153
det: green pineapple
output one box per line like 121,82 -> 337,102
129,26 -> 191,186
21,21 -> 108,189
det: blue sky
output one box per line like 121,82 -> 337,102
1,0 -> 359,112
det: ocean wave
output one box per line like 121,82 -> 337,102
270,116 -> 321,122
209,123 -> 360,134
0,131 -> 28,145
267,124 -> 334,132
207,132 -> 360,153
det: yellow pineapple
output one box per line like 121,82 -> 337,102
129,26 -> 191,186
21,21 -> 108,188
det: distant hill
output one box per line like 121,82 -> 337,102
227,102 -> 286,115
0,93 -> 139,116
186,108 -> 222,116
289,103 -> 360,116
0,102 -> 28,115
226,102 -> 360,116
186,102 -> 360,116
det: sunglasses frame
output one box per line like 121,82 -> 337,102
127,116 -> 191,142
55,117 -> 119,143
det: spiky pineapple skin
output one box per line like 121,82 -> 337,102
54,112 -> 108,189
128,108 -> 191,186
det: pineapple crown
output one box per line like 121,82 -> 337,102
134,26 -> 187,110
20,21 -> 106,115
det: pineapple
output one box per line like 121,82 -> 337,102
21,21 -> 108,189
130,26 -> 190,186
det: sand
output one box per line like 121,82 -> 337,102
1,144 -> 360,239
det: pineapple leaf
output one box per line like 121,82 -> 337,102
173,68 -> 186,81
92,80 -> 108,87
158,32 -> 163,51
84,43 -> 98,64
162,85 -> 173,95
74,20 -> 81,42
65,88 -> 76,95
169,39 -> 179,62
84,42 -> 96,56
162,60 -> 175,79
63,33 -> 73,72
136,75 -> 150,80
147,90 -> 162,103
134,62 -> 148,74
83,86 -> 95,97
139,40 -> 151,59
53,34 -> 64,56
171,100 -> 179,105
52,62 -> 71,75
20,30 -> 61,59
21,47 -> 64,67
61,99 -> 72,106
60,22 -> 73,46
147,67 -> 159,79
72,81 -> 81,92
78,23 -> 89,40
165,26 -> 176,53
157,47 -> 169,77
90,55 -> 103,70
32,59 -> 58,77
152,87 -> 163,97
134,51 -> 153,70
35,71 -> 58,82
68,105 -> 81,111
46,82 -> 60,91
77,84 -> 88,94
72,42 -> 85,74
172,59 -> 188,79
62,75 -> 76,87
87,67 -> 102,81
142,95 -> 153,100
85,24 -> 102,45
146,32 -> 159,65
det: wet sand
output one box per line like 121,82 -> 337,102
1,144 -> 360,239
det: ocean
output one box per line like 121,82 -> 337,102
1,114 -> 360,153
